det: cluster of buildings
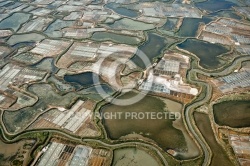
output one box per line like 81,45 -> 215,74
137,3 -> 202,18
52,100 -> 92,133
55,4 -> 121,38
235,7 -> 250,20
236,44 -> 250,55
0,0 -> 121,38
199,18 -> 250,55
32,0 -> 55,5
57,41 -> 136,67
81,6 -> 115,22
174,0 -> 191,4
30,100 -> 98,137
18,17 -> 53,33
57,41 -> 137,89
0,0 -> 202,42
139,52 -> 198,101
37,142 -> 111,166
0,29 -> 12,38
229,134 -> 250,166
0,64 -> 46,109
0,94 -> 5,103
102,2 -> 201,27
31,0 -> 91,6
212,69 -> 250,93
12,52 -> 43,65
57,5 -> 83,12
198,30 -> 233,45
59,5 -> 120,38
136,16 -> 165,26
0,64 -> 46,91
62,27 -> 106,39
0,45 -> 11,59
30,7 -> 51,16
30,39 -> 71,57
64,11 -> 85,21
0,1 -> 27,12
106,0 -> 138,4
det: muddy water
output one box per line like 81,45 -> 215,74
112,148 -> 160,166
102,92 -> 189,157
